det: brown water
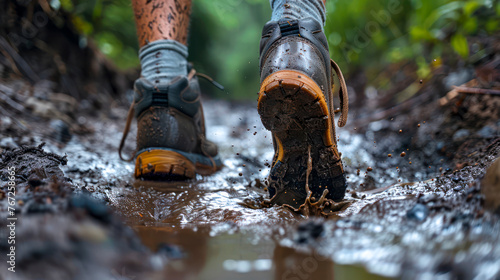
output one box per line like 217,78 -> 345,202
41,100 -> 500,279
113,179 -> 390,279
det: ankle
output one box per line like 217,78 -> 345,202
139,39 -> 188,84
270,0 -> 326,27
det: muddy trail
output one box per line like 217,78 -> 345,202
1,59 -> 500,280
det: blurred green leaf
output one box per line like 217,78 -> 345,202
60,0 -> 74,11
424,1 -> 464,29
463,17 -> 478,34
464,1 -> 480,16
410,26 -> 435,41
416,56 -> 431,78
72,16 -> 93,35
485,19 -> 499,33
450,33 -> 469,59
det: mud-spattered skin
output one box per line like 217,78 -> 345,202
132,0 -> 192,46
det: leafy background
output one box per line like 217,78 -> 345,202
62,0 -> 499,99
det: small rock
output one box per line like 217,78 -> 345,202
476,126 -> 495,138
72,221 -> 108,243
452,129 -> 470,142
0,137 -> 19,149
156,243 -> 185,259
295,220 -> 324,244
50,119 -> 72,143
407,203 -> 429,221
70,194 -> 110,223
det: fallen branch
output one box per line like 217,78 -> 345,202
453,86 -> 500,96
439,79 -> 479,106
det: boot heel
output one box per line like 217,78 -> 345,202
257,70 -> 333,147
135,149 -> 196,179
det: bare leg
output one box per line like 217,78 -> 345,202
132,0 -> 192,47
131,0 -> 192,84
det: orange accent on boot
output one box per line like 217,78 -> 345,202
258,70 -> 334,147
272,137 -> 285,168
135,149 -> 196,179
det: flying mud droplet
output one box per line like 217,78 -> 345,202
388,154 -> 392,157
400,152 -> 406,157
399,129 -> 402,133
367,167 -> 373,172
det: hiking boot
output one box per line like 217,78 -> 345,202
119,65 -> 223,180
258,18 -> 349,207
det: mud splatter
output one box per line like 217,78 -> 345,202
132,0 -> 192,46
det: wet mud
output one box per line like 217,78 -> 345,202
1,77 -> 500,279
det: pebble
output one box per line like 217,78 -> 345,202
157,243 -> 185,259
50,119 -> 72,143
70,194 -> 110,223
0,137 -> 19,149
407,203 -> 429,221
295,221 -> 324,244
452,129 -> 470,142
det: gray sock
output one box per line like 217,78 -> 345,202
139,39 -> 188,84
270,0 -> 326,27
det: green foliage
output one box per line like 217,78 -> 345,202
187,0 -> 271,99
57,0 -> 139,69
450,33 -> 469,59
63,0 -> 499,99
326,0 -> 499,79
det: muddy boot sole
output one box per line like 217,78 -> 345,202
135,148 -> 222,180
258,70 -> 346,207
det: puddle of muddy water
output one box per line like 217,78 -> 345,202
29,100 -> 500,279
132,225 -> 389,280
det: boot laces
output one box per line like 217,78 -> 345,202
330,59 -> 349,128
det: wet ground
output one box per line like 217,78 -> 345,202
1,88 -> 499,279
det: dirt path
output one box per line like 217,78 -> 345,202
1,86 -> 500,279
